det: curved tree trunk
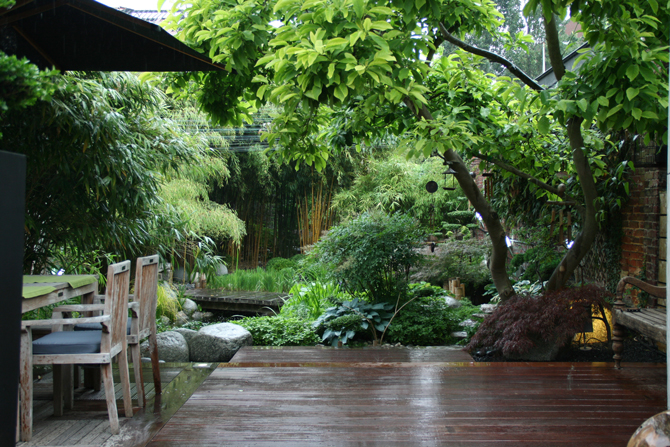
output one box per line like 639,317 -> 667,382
443,149 -> 515,301
542,14 -> 600,291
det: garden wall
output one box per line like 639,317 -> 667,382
619,144 -> 667,305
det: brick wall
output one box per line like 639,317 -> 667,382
619,145 -> 667,304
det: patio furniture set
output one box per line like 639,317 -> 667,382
18,255 -> 162,442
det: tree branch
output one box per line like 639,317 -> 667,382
438,23 -> 544,92
473,152 -> 586,216
542,14 -> 565,81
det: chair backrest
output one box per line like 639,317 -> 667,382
133,255 -> 159,339
104,260 -> 131,356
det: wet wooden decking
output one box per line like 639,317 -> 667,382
147,347 -> 667,446
17,362 -> 216,447
184,289 -> 286,315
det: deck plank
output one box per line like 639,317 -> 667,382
149,347 -> 666,447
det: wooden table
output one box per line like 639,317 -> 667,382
22,275 -> 98,314
21,275 -> 99,417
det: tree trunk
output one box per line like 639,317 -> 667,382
542,13 -> 600,291
444,149 -> 515,301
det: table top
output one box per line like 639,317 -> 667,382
22,275 -> 98,313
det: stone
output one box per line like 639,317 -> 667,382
507,335 -> 564,362
181,298 -> 198,316
141,331 -> 189,362
458,319 -> 478,328
173,328 -> 198,345
189,323 -> 253,362
216,264 -> 228,276
480,304 -> 497,314
191,311 -> 213,322
159,315 -> 171,326
451,331 -> 468,339
628,410 -> 670,447
174,311 -> 189,326
445,297 -> 462,308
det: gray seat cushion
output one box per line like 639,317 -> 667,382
74,317 -> 132,335
33,330 -> 102,355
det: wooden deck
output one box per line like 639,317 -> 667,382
147,347 -> 667,446
16,347 -> 667,446
184,289 -> 286,315
17,362 -> 216,447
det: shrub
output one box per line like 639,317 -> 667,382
466,284 -> 612,358
266,256 -> 297,271
311,211 -> 424,303
313,298 -> 394,346
412,238 -> 492,294
384,284 -> 481,346
236,316 -> 320,346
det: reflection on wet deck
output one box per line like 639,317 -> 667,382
150,347 -> 666,446
17,347 -> 667,446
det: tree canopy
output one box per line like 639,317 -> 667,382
164,0 -> 668,298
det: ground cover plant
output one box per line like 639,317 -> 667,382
235,315 -> 320,346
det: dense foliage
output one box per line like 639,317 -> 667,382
311,211 -> 424,303
466,284 -> 612,358
413,238 -> 492,297
236,315 -> 320,346
0,72 -> 200,271
313,298 -> 394,345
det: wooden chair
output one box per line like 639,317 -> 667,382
19,261 -> 134,441
613,276 -> 667,369
127,254 -> 161,406
74,255 -> 162,406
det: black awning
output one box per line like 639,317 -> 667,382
0,0 -> 225,72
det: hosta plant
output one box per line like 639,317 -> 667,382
313,298 -> 394,346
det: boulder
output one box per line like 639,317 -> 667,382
445,297 -> 462,308
141,331 -> 189,362
507,335 -> 564,362
174,311 -> 189,326
181,298 -> 198,316
191,311 -> 213,322
458,319 -> 478,328
173,328 -> 198,345
189,323 -> 253,362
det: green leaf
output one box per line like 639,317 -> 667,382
597,96 -> 609,107
353,0 -> 365,18
626,88 -> 639,101
641,111 -> 659,120
577,98 -> 588,113
606,104 -> 624,118
632,108 -> 642,120
625,65 -> 640,81
538,116 -> 550,134
334,83 -> 348,102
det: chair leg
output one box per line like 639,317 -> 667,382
117,349 -> 134,418
100,363 -> 119,435
613,322 -> 625,369
19,329 -> 33,442
129,342 -> 145,407
63,365 -> 74,410
149,332 -> 161,395
53,365 -> 64,417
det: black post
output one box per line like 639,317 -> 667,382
0,150 -> 26,441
